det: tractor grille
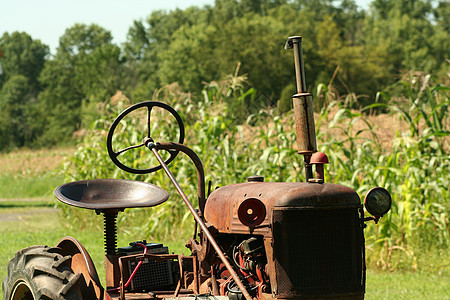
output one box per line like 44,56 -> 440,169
118,244 -> 173,292
272,207 -> 365,297
128,256 -> 173,292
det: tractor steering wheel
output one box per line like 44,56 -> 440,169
107,101 -> 185,174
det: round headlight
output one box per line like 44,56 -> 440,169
364,187 -> 392,217
237,198 -> 266,228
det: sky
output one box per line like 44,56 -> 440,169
0,0 -> 371,55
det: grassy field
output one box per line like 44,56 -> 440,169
0,147 -> 69,198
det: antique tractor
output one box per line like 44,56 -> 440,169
3,36 -> 392,300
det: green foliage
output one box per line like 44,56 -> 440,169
36,24 -> 127,146
0,75 -> 46,150
277,83 -> 295,114
158,23 -> 217,92
1,0 -> 449,150
0,32 -> 49,150
124,7 -> 209,96
363,0 -> 448,78
123,0 -> 450,108
316,72 -> 449,271
0,31 -> 48,91
368,73 -> 449,262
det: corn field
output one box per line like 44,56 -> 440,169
62,71 -> 449,272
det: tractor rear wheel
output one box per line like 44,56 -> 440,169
3,245 -> 95,300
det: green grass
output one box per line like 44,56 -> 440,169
0,174 -> 64,198
0,197 -> 54,207
0,147 -> 70,199
366,270 -> 450,299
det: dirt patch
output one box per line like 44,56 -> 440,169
0,198 -> 59,222
0,207 -> 58,222
240,109 -> 413,151
322,108 -> 411,150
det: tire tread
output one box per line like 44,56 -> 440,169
3,245 -> 94,300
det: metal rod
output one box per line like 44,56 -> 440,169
155,142 -> 206,215
286,36 -> 317,181
286,36 -> 307,93
304,154 -> 313,181
293,39 -> 306,93
147,142 -> 253,300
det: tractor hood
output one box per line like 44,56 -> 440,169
204,181 -> 361,235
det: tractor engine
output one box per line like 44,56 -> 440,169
203,179 -> 365,300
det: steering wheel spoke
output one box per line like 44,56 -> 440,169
107,101 -> 185,174
146,106 -> 152,138
115,142 -> 146,156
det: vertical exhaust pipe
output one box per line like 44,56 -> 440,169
285,36 -> 317,181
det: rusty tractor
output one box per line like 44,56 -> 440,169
3,36 -> 392,300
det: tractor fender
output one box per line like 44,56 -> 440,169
56,236 -> 106,299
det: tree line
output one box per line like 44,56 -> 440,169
0,0 -> 448,151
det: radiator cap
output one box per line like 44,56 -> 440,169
248,175 -> 264,182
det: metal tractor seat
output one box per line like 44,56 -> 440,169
54,179 -> 169,256
54,179 -> 169,211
